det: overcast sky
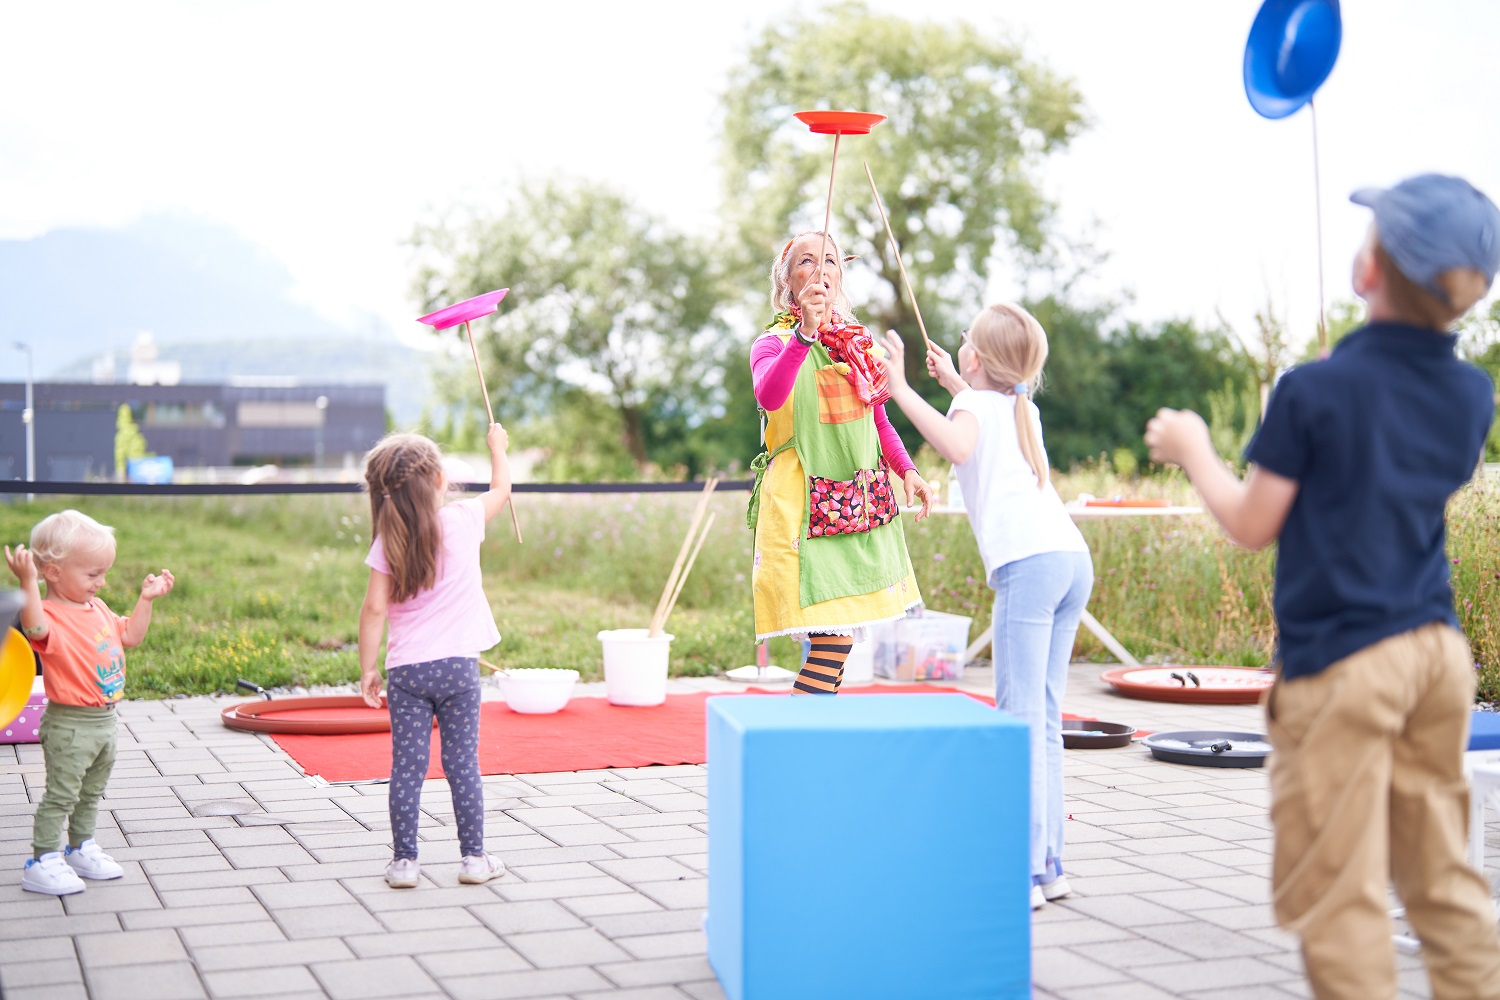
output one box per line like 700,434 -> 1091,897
3,0 -> 1496,357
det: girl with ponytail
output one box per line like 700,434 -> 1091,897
358,425 -> 512,889
879,303 -> 1093,911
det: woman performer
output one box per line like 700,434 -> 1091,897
748,231 -> 934,694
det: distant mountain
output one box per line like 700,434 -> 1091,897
0,213 -> 434,423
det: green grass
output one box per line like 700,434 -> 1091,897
2,469 -> 1496,700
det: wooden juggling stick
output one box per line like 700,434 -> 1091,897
813,132 -> 843,292
648,479 -> 717,636
864,162 -> 933,353
658,512 -> 716,635
464,319 -> 523,544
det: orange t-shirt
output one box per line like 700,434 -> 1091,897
29,599 -> 129,706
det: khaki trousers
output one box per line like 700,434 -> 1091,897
1268,623 -> 1500,999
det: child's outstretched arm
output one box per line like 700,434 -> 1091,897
1145,408 -> 1298,550
4,544 -> 48,643
120,568 -> 174,648
878,332 -> 980,466
358,569 -> 391,708
477,422 -> 513,523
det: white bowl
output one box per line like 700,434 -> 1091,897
496,668 -> 578,714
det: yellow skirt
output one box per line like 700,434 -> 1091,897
752,447 -> 921,641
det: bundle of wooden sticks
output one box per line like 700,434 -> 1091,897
647,479 -> 719,638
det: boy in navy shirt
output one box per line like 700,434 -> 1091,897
1146,174 -> 1500,999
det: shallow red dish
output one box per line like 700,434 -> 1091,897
1084,498 -> 1169,508
416,288 -> 509,331
794,110 -> 886,135
1100,666 -> 1273,705
221,696 -> 392,735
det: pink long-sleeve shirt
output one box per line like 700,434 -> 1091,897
751,331 -> 916,477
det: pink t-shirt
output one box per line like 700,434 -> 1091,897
365,497 -> 501,668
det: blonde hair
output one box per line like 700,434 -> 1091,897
769,231 -> 857,321
363,434 -> 445,603
967,303 -> 1051,489
30,510 -> 116,567
1374,239 -> 1490,329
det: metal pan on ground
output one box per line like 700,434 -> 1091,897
220,695 -> 391,735
1100,666 -> 1273,705
1062,720 -> 1136,749
1143,730 -> 1271,768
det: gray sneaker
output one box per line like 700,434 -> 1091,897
385,858 -> 420,888
458,854 -> 505,884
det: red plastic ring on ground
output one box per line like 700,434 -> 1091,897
220,695 -> 391,735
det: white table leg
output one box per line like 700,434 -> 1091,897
962,609 -> 1141,669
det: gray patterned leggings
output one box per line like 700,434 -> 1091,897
386,657 -> 484,860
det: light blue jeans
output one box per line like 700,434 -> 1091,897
990,550 -> 1094,886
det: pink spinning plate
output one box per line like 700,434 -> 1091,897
417,289 -> 509,331
794,110 -> 886,135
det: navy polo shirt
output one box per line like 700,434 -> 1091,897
1245,322 -> 1494,681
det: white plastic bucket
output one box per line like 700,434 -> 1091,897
598,629 -> 673,706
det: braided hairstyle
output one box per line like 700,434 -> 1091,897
363,433 -> 445,602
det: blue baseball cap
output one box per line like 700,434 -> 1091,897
1350,174 -> 1500,305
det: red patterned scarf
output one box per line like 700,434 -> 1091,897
787,304 -> 890,407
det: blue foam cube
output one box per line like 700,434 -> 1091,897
707,693 -> 1031,1000
1470,711 -> 1500,751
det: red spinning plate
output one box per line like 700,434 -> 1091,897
1100,666 -> 1274,705
416,288 -> 509,331
794,110 -> 886,135
221,695 -> 392,735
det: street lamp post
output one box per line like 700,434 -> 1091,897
14,342 -> 33,501
314,395 -> 328,473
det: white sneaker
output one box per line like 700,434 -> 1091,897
64,839 -> 124,880
385,858 -> 420,888
458,854 -> 505,884
22,853 -> 86,895
1041,876 -> 1073,901
1030,884 -> 1046,910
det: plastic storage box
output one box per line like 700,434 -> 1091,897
872,608 -> 972,681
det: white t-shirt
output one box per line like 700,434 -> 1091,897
948,388 -> 1088,580
365,497 -> 501,668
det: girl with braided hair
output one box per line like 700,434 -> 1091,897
357,425 -> 511,888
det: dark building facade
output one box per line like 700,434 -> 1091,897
0,382 -> 386,480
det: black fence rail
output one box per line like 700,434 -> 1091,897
0,480 -> 752,497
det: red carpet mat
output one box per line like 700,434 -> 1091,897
270,684 -> 1101,783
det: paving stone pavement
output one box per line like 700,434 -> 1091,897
2,662 -> 1492,999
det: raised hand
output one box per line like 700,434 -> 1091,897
141,568 -> 175,601
796,278 -> 831,333
926,342 -> 966,395
1144,408 -> 1212,468
4,544 -> 37,586
486,421 -> 509,455
878,331 -> 910,393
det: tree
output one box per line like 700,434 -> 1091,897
412,181 -> 726,474
114,404 -> 148,478
721,1 -> 1087,351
